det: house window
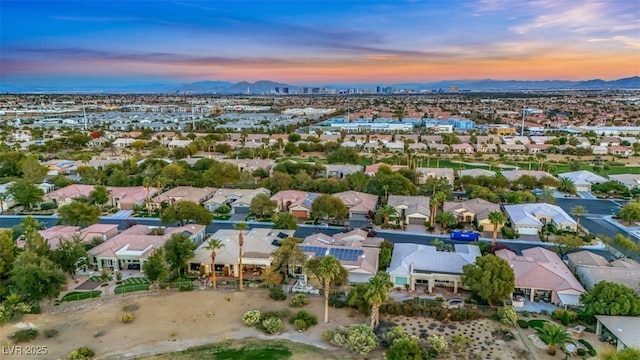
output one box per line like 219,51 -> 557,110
394,276 -> 408,286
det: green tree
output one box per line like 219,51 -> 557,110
160,200 -> 213,226
536,323 -> 571,355
10,250 -> 67,302
386,334 -> 423,360
488,210 -> 506,247
0,292 -> 32,324
310,255 -> 345,323
429,191 -> 447,227
553,234 -> 584,258
327,147 -> 361,164
579,281 -> 640,318
89,185 -> 110,208
19,157 -> 48,183
462,255 -> 515,305
436,211 -> 457,231
618,201 -> 640,225
52,234 -> 88,278
163,233 -> 196,276
557,177 -> 577,195
203,239 -> 225,289
235,222 -> 249,291
8,180 -> 44,210
365,272 -> 392,328
571,205 -> 587,231
377,205 -> 397,225
603,234 -> 640,254
378,240 -> 393,270
310,194 -> 348,222
58,201 -> 101,226
263,171 -> 294,193
249,193 -> 277,219
0,229 -> 17,279
272,212 -> 298,230
143,248 -> 169,287
270,237 -> 306,283
21,216 -> 50,258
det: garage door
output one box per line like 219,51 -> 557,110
517,226 -> 539,235
234,206 -> 249,214
408,216 -> 426,225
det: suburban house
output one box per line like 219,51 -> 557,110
190,228 -> 295,277
495,247 -> 585,307
44,184 -> 155,210
112,138 -> 136,148
271,190 -> 318,219
594,316 -> 640,351
167,139 -> 192,148
81,223 -> 119,243
608,174 -> 640,190
591,145 -> 608,155
504,203 -> 577,235
443,198 -> 502,231
333,191 -> 379,222
221,158 -> 275,173
501,170 -> 556,182
90,224 -> 206,271
364,163 -> 407,176
458,168 -> 497,178
0,182 -> 17,212
567,251 -> 640,294
300,231 -> 381,283
557,171 -> 607,192
387,195 -> 431,225
150,186 -> 217,209
203,188 -> 271,214
385,142 -> 405,152
323,164 -> 363,178
450,143 -> 475,154
608,145 -> 633,157
474,143 -> 498,153
387,243 -> 481,293
415,167 -> 455,185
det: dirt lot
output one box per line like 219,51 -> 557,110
0,289 -> 368,360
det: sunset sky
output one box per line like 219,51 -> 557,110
1,0 -> 639,87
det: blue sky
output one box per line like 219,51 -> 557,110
1,0 -> 639,86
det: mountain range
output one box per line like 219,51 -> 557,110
1,76 -> 638,94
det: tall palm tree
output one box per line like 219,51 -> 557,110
154,175 -> 165,201
558,177 -> 577,195
377,205 -> 397,225
204,239 -> 225,289
536,323 -> 572,355
488,211 -> 507,248
365,272 -> 392,328
143,176 -> 153,215
316,256 -> 343,323
429,192 -> 447,227
0,192 -> 8,213
234,222 -> 249,290
571,205 -> 587,232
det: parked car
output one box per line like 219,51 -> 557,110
362,226 -> 377,237
316,223 -> 329,230
341,225 -> 354,233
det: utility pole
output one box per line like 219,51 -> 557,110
83,99 -> 87,130
521,100 -> 526,136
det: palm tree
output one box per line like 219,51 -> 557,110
488,210 -> 506,248
204,239 -> 225,289
571,205 -> 587,232
429,192 -> 447,227
154,175 -> 165,201
315,256 -> 343,323
536,323 -> 572,355
377,205 -> 397,225
558,177 -> 577,195
143,176 -> 153,216
436,211 -> 457,231
234,222 -> 249,291
364,272 -> 392,328
0,192 -> 8,213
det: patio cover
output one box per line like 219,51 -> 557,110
557,293 -> 581,307
595,315 -> 640,348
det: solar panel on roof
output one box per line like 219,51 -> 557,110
299,245 -> 327,257
271,240 -> 281,247
329,248 -> 362,261
277,232 -> 288,239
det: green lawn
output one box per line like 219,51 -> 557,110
527,319 -> 549,329
138,339 -> 338,360
114,277 -> 151,294
61,290 -> 101,302
89,275 -> 111,282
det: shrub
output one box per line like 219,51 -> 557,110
329,292 -> 347,308
322,324 -> 378,355
10,328 -> 39,343
578,339 -> 597,356
68,347 -> 95,360
44,328 -> 59,338
517,320 -> 529,329
289,310 -> 318,331
179,284 -> 194,292
119,313 -> 135,323
289,293 -> 309,307
262,316 -> 284,334
426,334 -> 449,354
269,286 -> 287,301
497,306 -> 517,326
242,310 -> 262,326
576,348 -> 586,356
551,309 -> 578,325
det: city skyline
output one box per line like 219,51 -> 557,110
1,0 -> 639,87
